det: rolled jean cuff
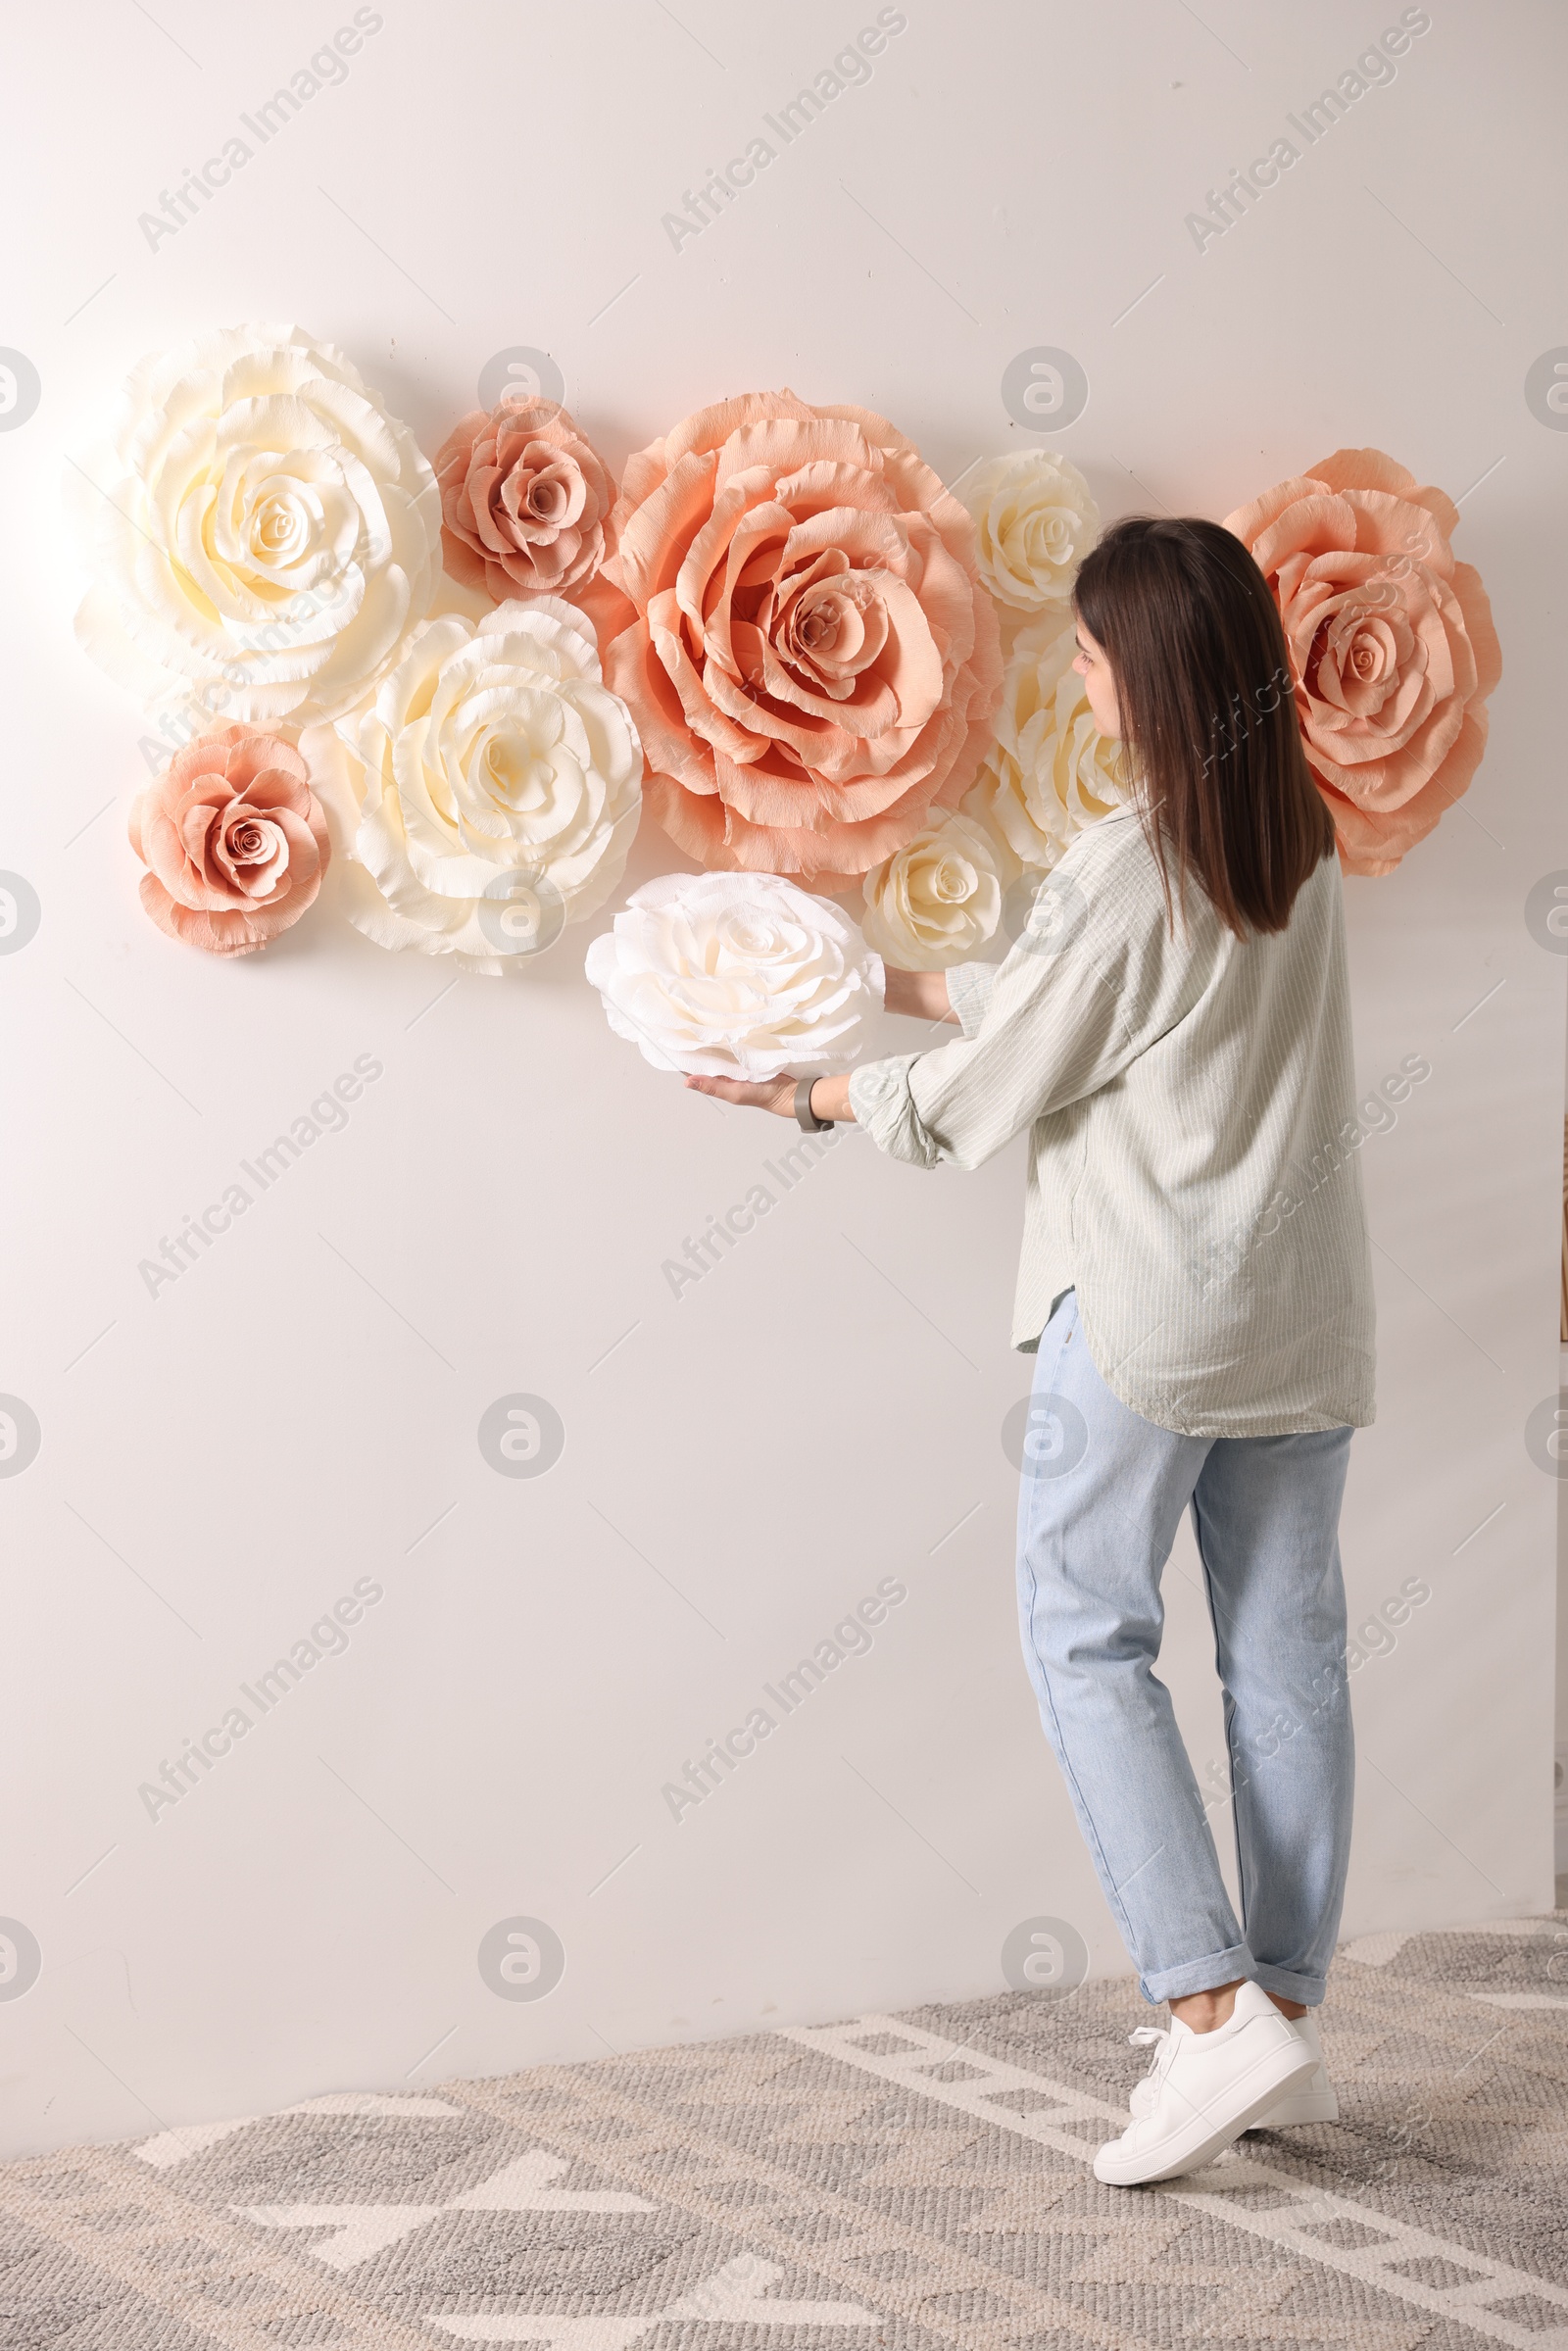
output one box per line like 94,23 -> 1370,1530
1140,1941 -> 1255,2005
1250,1960 -> 1327,2008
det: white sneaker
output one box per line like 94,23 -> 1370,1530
1095,1980 -> 1317,2184
1128,2008 -> 1338,2131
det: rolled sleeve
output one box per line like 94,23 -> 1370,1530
945,960 -> 999,1038
848,1053 -> 938,1167
853,927 -> 1143,1177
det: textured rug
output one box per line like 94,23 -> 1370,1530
3,1909 -> 1566,2350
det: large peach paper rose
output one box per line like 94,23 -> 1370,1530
1225,449 -> 1501,875
601,390 -> 1004,891
129,725 -> 330,955
432,395 -> 626,640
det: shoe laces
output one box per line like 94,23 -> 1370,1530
1129,2023 -> 1176,2086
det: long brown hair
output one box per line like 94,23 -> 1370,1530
1073,515 -> 1334,936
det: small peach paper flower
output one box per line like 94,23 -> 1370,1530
1225,448 -> 1501,875
432,395 -> 625,639
601,389 -> 1004,891
130,725 -> 330,955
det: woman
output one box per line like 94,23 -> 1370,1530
685,515 -> 1374,2186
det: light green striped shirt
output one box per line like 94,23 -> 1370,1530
848,808 -> 1375,1437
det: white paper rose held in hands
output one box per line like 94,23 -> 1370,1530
963,451 -> 1100,618
964,616 -> 1130,874
585,873 -> 885,1081
70,323 -> 441,728
860,813 -> 1003,970
318,599 -> 643,976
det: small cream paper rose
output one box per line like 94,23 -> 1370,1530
963,451 -> 1100,615
70,322 -> 442,729
860,812 -> 1003,970
585,871 -> 885,1080
964,616 -> 1129,873
316,598 -> 643,975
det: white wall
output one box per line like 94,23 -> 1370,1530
2,0 -> 1562,2159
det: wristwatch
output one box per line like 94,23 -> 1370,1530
794,1077 -> 834,1133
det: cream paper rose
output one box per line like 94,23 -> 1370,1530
963,451 -> 1100,616
315,598 -> 642,976
585,871 -> 884,1080
70,323 -> 442,729
964,616 -> 1130,872
860,812 -> 1003,970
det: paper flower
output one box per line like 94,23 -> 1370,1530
585,870 -> 885,1080
129,725 -> 330,956
318,598 -> 642,975
860,812 -> 1003,970
601,389 -> 1003,891
70,322 -> 441,729
963,450 -> 1100,615
1225,448 -> 1501,875
432,394 -> 627,640
963,616 -> 1130,875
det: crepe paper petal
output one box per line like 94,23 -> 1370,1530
585,869 -> 885,1081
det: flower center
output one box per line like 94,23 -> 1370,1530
526,475 -> 569,521
247,489 -> 310,564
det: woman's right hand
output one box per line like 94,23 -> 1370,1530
882,967 -> 958,1022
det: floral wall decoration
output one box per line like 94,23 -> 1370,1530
961,450 -> 1101,630
70,323 -> 442,729
129,725 -> 331,957
859,811 -> 1004,971
431,393 -> 630,645
585,872 -> 883,1080
1225,448 -> 1501,876
964,614 -> 1130,880
597,390 -> 1004,891
307,597 -> 643,977
69,330 -> 1497,976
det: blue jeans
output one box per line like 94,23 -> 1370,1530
1015,1290 -> 1354,2007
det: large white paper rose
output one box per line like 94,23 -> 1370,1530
70,322 -> 441,728
316,597 -> 643,976
586,872 -> 884,1080
860,812 -> 1003,970
963,451 -> 1100,614
964,616 -> 1129,872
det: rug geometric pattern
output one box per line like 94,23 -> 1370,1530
2,1909 -> 1564,2349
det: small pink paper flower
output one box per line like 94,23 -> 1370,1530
599,389 -> 1004,890
432,394 -> 622,635
1225,448 -> 1501,875
129,725 -> 330,956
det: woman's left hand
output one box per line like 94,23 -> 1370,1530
684,1071 -> 856,1122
